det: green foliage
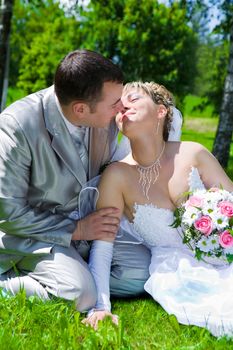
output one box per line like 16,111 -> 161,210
10,0 -> 81,94
6,87 -> 26,106
181,97 -> 233,179
76,0 -> 198,101
9,0 -> 198,100
194,40 -> 229,115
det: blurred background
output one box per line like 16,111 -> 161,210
0,0 -> 232,173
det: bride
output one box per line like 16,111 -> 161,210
83,81 -> 233,337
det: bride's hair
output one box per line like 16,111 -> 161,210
123,81 -> 175,141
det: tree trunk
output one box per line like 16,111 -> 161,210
0,0 -> 14,112
212,22 -> 233,168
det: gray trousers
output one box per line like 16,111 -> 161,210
0,237 -> 151,311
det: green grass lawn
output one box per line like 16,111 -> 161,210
1,291 -> 233,350
1,292 -> 233,350
182,115 -> 233,180
0,95 -> 233,349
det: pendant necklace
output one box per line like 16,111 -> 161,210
136,142 -> 165,200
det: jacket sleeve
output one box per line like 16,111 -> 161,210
0,113 -> 76,247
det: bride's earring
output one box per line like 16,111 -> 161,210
156,120 -> 160,134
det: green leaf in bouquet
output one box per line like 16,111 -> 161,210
170,220 -> 180,228
183,228 -> 192,240
170,208 -> 182,228
183,236 -> 190,244
178,191 -> 192,203
226,254 -> 233,263
215,250 -> 222,258
193,206 -> 202,211
229,217 -> 233,227
229,228 -> 233,236
195,248 -> 203,261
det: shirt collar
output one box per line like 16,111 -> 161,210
54,94 -> 79,135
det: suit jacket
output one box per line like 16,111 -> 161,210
0,86 -> 119,273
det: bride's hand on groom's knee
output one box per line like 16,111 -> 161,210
82,310 -> 119,330
72,207 -> 120,242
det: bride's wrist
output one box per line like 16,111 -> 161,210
87,308 -> 110,317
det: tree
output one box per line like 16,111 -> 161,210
74,0 -> 198,102
180,0 -> 233,167
9,0 -> 197,102
0,0 -> 14,111
212,21 -> 233,167
9,0 -> 80,94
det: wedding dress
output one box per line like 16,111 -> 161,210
129,167 -> 233,338
86,166 -> 233,338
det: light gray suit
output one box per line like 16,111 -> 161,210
0,86 -> 151,309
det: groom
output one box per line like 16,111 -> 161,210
0,49 -> 152,310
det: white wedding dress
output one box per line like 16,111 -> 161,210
126,167 -> 233,338
88,167 -> 233,338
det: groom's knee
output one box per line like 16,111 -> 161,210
60,272 -> 97,312
26,245 -> 97,312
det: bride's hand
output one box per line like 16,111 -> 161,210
82,310 -> 119,330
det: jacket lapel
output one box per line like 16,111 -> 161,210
43,87 -> 87,186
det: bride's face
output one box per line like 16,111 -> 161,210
116,88 -> 159,135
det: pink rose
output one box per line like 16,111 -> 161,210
186,196 -> 204,209
194,216 -> 213,236
218,201 -> 233,218
219,230 -> 233,248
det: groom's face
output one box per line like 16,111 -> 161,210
86,82 -> 124,128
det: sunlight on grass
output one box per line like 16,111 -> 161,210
183,95 -> 216,119
182,116 -> 233,180
1,293 -> 233,350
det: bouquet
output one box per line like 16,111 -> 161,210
172,188 -> 233,264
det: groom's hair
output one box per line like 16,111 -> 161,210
54,49 -> 124,106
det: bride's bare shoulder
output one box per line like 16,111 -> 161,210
167,141 -> 206,154
101,157 -> 133,184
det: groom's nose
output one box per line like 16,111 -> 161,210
115,100 -> 126,114
115,99 -> 124,112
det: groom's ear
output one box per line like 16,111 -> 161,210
157,104 -> 167,119
72,102 -> 89,118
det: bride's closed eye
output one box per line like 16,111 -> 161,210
128,93 -> 142,102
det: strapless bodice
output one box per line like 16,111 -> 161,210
131,204 -> 182,247
125,167 -> 205,248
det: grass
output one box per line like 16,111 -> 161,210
182,114 -> 233,179
182,95 -> 216,119
0,94 -> 233,349
1,292 -> 233,350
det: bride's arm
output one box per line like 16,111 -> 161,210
84,164 -> 125,329
196,144 -> 233,191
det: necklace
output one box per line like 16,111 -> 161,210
136,142 -> 165,200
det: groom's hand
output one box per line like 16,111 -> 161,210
71,207 -> 120,241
